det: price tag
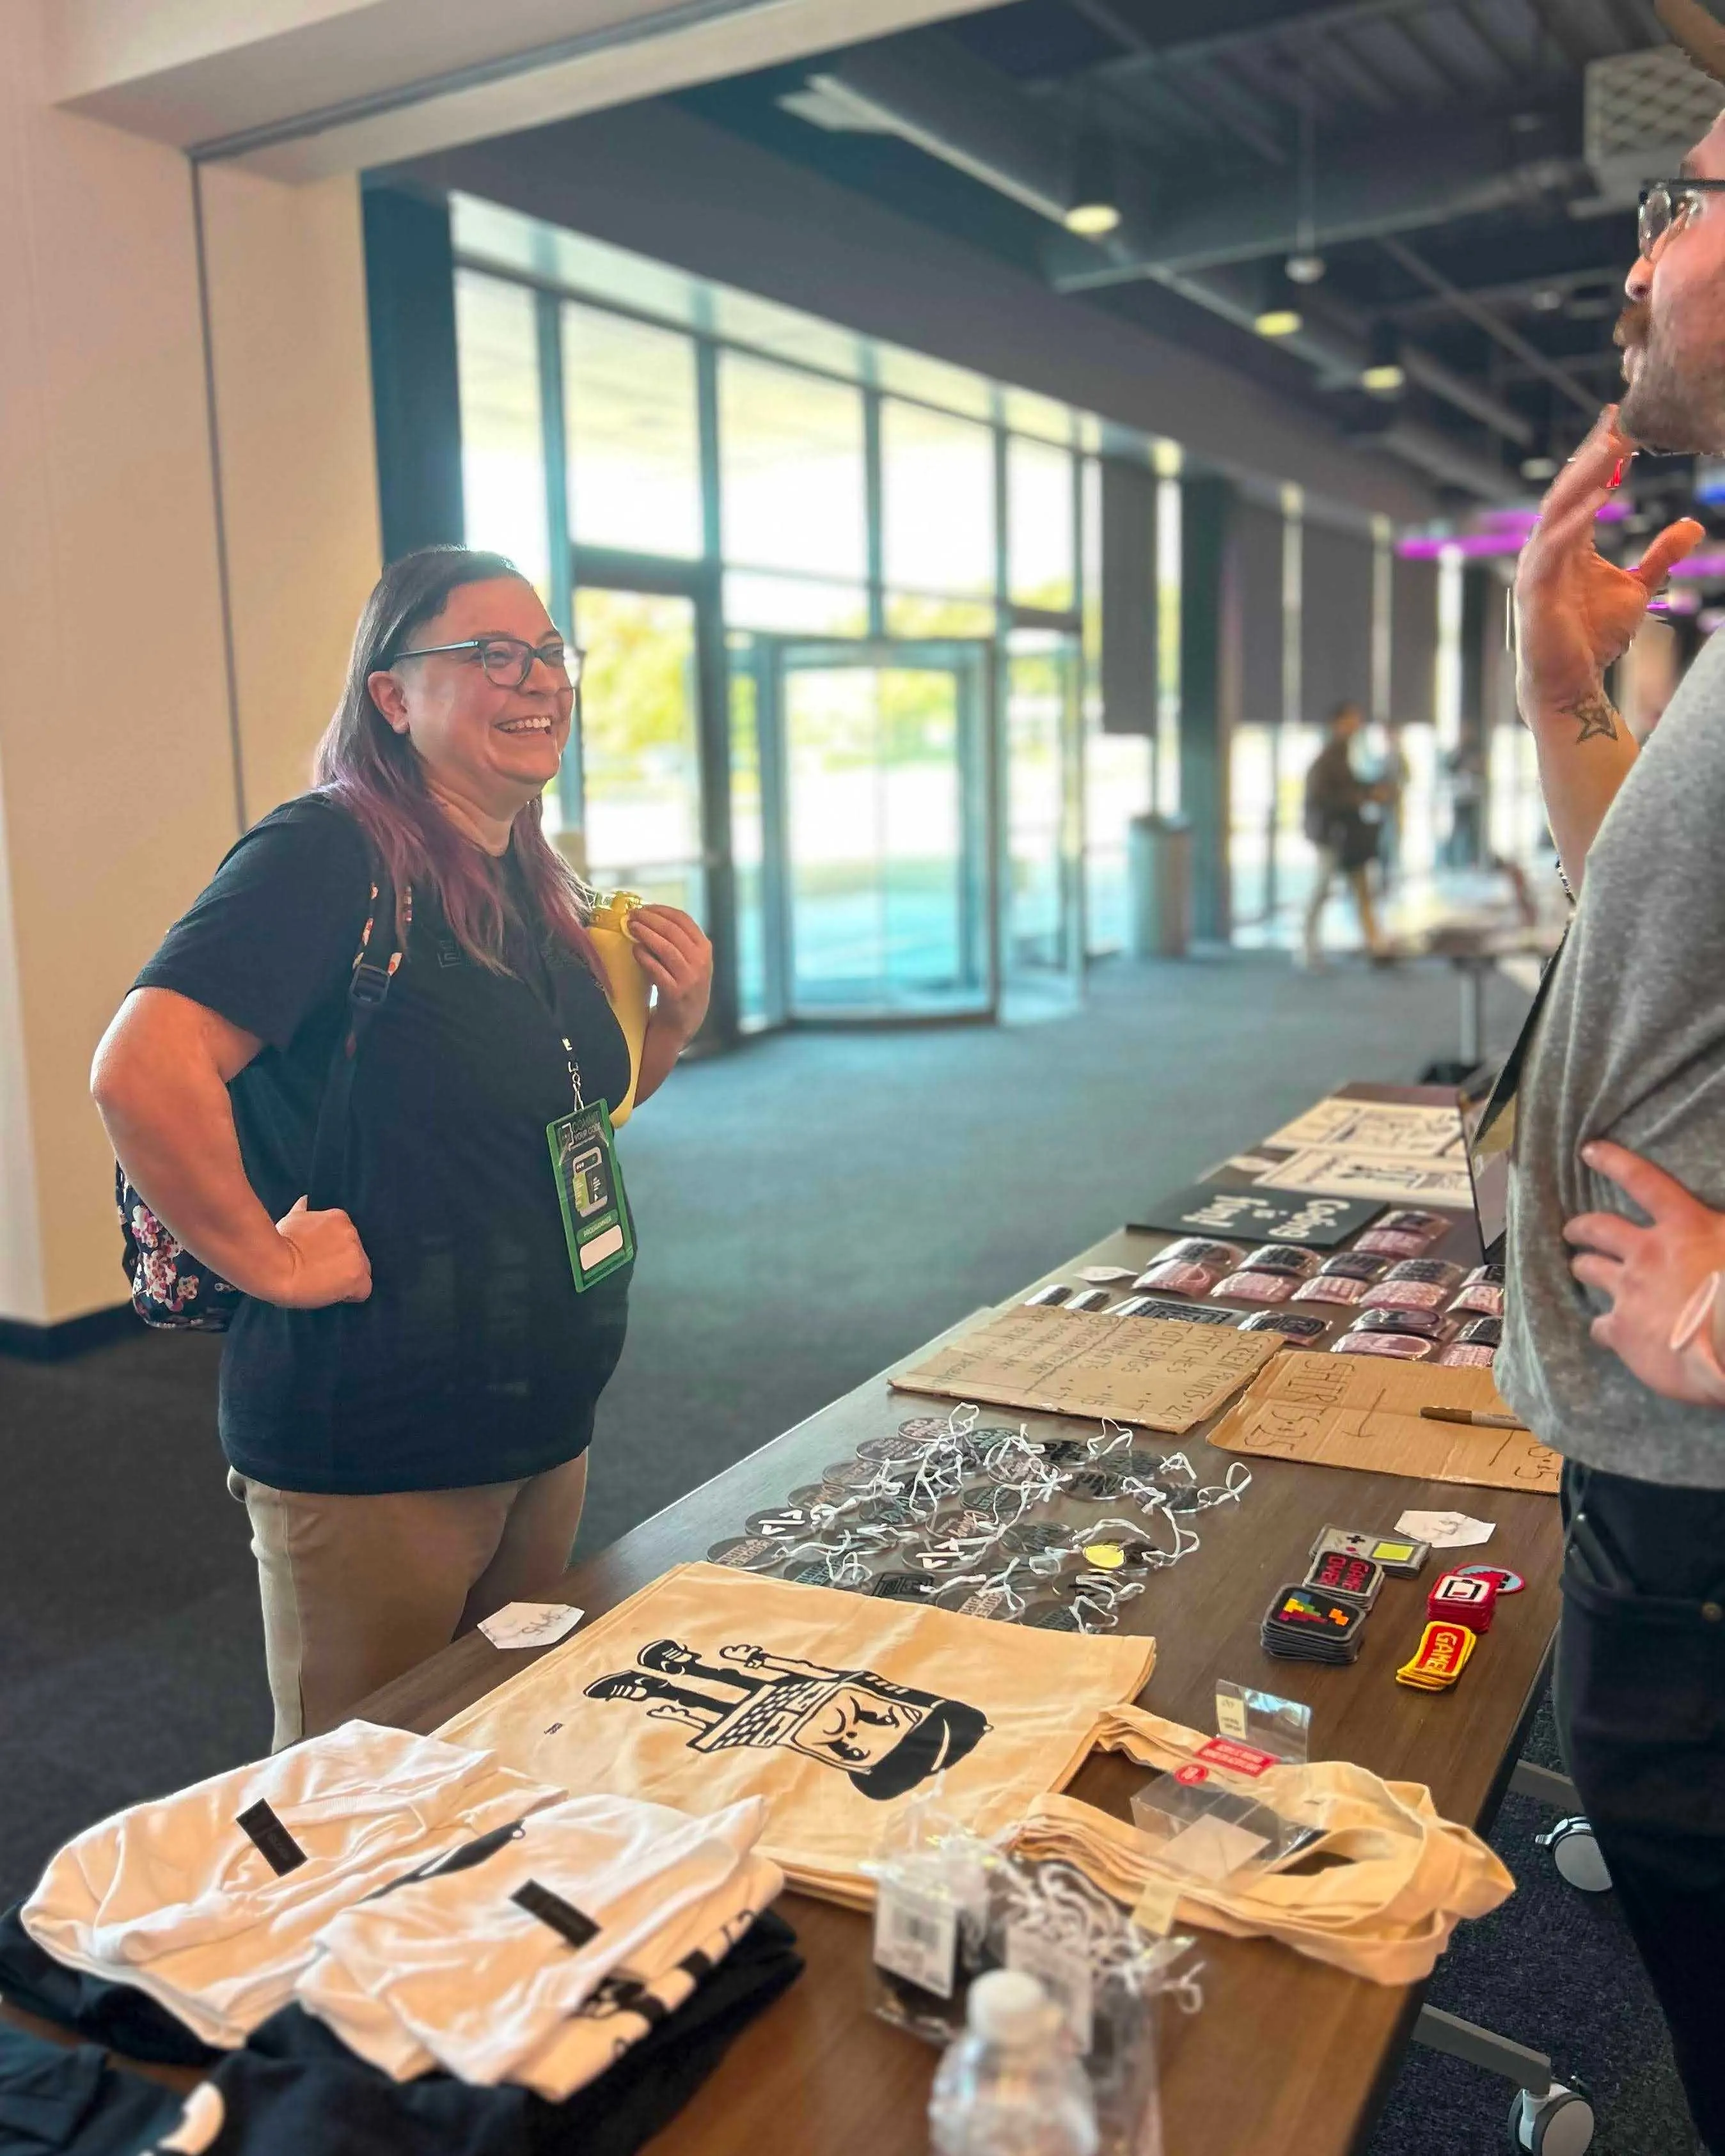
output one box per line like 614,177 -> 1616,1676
872,1879 -> 957,2000
1005,1926 -> 1094,2054
1214,1690 -> 1248,1740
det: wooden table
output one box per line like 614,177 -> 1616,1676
359,1086 -> 1563,2156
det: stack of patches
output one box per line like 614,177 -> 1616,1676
1259,1584 -> 1368,1665
1259,1527 -> 1432,1668
0,1722 -> 800,2156
1395,1566 -> 1517,1693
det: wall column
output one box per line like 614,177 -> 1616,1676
1178,475 -> 1236,944
0,2 -> 382,1332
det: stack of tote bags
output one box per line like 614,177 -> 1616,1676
439,1564 -> 1512,1978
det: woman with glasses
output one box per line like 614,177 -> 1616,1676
92,546 -> 711,1747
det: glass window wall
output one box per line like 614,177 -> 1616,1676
454,270 -> 548,588
720,353 -> 867,581
450,202 -> 1181,1025
881,400 -> 995,600
562,303 -> 702,559
1008,437 -> 1076,614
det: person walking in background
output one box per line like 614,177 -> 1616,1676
91,546 -> 713,1750
1299,700 -> 1391,969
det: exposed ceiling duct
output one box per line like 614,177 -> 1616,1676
803,31 -> 1529,501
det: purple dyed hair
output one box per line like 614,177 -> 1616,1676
313,546 -> 597,977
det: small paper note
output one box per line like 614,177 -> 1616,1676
1396,1511 -> 1495,1550
1131,1872 -> 1183,1937
1078,1265 -> 1137,1284
478,1602 -> 585,1649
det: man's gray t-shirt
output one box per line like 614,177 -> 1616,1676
1498,627 -> 1725,1486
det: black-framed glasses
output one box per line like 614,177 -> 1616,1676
1638,178 -> 1725,259
392,634 -> 583,690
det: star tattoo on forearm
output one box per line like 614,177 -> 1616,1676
1566,690 -> 1619,744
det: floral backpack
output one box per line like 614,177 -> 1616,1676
116,859 -> 407,1330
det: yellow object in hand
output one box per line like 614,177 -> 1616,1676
587,891 -> 649,1126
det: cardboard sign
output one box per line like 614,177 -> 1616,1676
890,1302 -> 1279,1435
1126,1182 -> 1385,1247
1206,1355 -> 1561,1495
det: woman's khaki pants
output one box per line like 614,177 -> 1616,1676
228,1455 -> 589,1751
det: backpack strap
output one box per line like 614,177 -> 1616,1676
307,858 -> 409,1213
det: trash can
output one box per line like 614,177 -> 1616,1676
1126,813 -> 1192,959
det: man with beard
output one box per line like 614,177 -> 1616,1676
1504,3 -> 1725,2143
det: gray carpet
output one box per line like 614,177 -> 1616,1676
0,949 -> 1694,2152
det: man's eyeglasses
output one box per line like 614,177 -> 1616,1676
1638,178 -> 1725,260
392,635 -> 584,691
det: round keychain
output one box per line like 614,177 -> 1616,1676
706,1535 -> 787,1573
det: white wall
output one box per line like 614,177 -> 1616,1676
0,1 -> 237,1325
199,163 -> 381,821
0,0 -> 381,1325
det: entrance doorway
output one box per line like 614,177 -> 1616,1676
754,638 -> 996,1020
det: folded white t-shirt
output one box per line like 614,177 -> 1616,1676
512,1849 -> 784,2101
23,1721 -> 562,2047
295,1793 -> 771,2088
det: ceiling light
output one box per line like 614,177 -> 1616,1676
1066,130 -> 1119,242
1064,200 -> 1121,237
1254,308 -> 1304,338
1520,453 -> 1559,481
1530,287 -> 1564,313
1285,253 -> 1327,285
1361,363 -> 1406,395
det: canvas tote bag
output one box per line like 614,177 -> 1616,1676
1011,1706 -> 1514,1985
439,1563 -> 1156,1910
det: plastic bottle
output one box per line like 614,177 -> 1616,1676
928,1968 -> 1099,2156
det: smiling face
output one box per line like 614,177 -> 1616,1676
367,576 -> 572,824
1618,114 -> 1725,453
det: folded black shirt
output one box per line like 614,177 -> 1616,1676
0,1904 -> 801,2156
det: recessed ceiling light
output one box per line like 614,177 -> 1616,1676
1254,308 -> 1304,338
1530,287 -> 1564,312
1064,201 -> 1121,237
1285,253 -> 1327,285
1361,363 -> 1406,395
1520,453 -> 1559,481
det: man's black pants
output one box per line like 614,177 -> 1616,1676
1555,1462 -> 1725,2151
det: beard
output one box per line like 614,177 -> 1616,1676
1616,295 -> 1725,452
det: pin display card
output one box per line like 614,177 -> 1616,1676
1206,1355 -> 1561,1495
890,1302 -> 1279,1435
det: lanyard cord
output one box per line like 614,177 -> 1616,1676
562,1037 -> 585,1113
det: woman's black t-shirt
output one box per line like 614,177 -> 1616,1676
134,794 -> 633,1494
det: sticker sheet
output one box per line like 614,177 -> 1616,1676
1263,1098 -> 1465,1160
1254,1149 -> 1475,1210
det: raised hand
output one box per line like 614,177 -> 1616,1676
1514,405 -> 1703,739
